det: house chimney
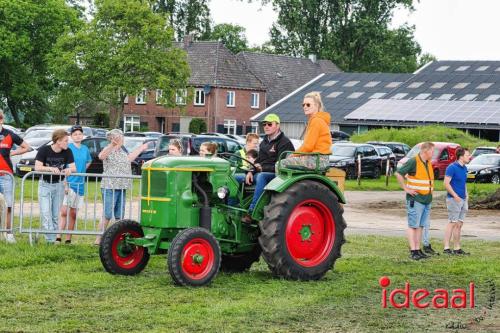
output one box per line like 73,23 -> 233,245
184,34 -> 193,47
308,54 -> 317,63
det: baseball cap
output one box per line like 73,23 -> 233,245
263,113 -> 280,123
70,125 -> 83,134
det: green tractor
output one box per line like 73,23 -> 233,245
99,152 -> 346,286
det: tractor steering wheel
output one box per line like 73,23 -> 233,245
219,152 -> 258,172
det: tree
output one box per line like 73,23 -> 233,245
149,0 -> 212,41
209,23 -> 248,54
0,0 -> 81,126
258,0 -> 422,72
188,118 -> 207,134
49,0 -> 191,128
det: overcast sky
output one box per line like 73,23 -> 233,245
211,0 -> 500,60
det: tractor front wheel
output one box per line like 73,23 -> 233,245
259,180 -> 346,280
168,228 -> 221,287
99,219 -> 150,275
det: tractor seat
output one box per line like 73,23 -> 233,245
281,164 -> 329,173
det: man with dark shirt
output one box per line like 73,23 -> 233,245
35,129 -> 76,243
243,114 -> 294,223
0,110 -> 30,244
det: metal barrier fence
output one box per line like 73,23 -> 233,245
0,171 -> 16,235
19,171 -> 142,243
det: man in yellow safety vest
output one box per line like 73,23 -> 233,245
396,142 -> 435,260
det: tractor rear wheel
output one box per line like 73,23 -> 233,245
168,228 -> 221,287
99,219 -> 150,275
220,244 -> 261,273
259,180 -> 346,280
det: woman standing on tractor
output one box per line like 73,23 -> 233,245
281,91 -> 332,170
94,129 -> 149,245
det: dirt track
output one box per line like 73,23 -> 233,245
343,191 -> 500,241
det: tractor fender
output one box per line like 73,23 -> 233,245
251,174 -> 346,221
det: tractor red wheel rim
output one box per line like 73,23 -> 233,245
181,238 -> 215,280
285,199 -> 335,267
111,229 -> 145,269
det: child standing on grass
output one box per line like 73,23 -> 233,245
56,125 -> 92,244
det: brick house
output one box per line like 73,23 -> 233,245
121,39 -> 266,134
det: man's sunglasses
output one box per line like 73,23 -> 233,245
262,122 -> 274,127
302,103 -> 311,108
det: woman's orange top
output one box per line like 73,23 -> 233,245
297,111 -> 332,154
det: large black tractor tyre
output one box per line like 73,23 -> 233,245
259,180 -> 346,280
220,244 -> 261,273
168,228 -> 221,287
99,219 -> 150,275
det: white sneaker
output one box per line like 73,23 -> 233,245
5,233 -> 16,244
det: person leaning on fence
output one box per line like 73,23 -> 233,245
56,125 -> 92,245
395,142 -> 436,261
94,129 -> 150,246
280,92 -> 332,171
199,142 -> 218,157
0,109 -> 31,243
34,129 -> 76,244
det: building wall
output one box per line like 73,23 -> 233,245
122,88 -> 265,134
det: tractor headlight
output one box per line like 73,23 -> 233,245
217,186 -> 229,199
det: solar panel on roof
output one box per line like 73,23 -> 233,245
344,99 -> 500,125
476,83 -> 493,89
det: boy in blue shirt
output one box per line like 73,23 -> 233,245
443,148 -> 471,255
56,125 -> 91,244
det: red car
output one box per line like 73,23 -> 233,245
397,142 -> 461,179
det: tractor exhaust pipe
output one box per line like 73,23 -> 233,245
192,174 -> 211,230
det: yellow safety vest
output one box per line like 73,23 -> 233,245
238,149 -> 249,169
405,155 -> 434,195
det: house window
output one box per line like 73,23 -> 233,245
176,89 -> 187,105
226,91 -> 235,107
124,96 -> 128,104
251,93 -> 259,108
123,115 -> 140,132
194,89 -> 205,106
224,119 -> 237,135
156,89 -> 163,104
251,122 -> 258,133
136,89 -> 147,104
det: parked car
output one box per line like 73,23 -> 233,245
329,143 -> 382,179
367,141 -> 411,163
123,137 -> 157,174
16,137 -> 109,177
25,124 -> 92,137
124,131 -> 163,138
91,128 -> 108,137
155,134 -> 242,157
331,130 -> 350,142
471,147 -> 497,160
397,142 -> 461,179
16,136 -> 155,177
374,146 -> 396,175
467,154 -> 500,184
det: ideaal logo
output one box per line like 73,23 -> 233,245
379,277 -> 497,331
379,276 -> 474,309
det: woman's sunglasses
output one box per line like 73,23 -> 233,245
302,103 -> 311,108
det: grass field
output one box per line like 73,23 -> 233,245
0,235 -> 498,333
